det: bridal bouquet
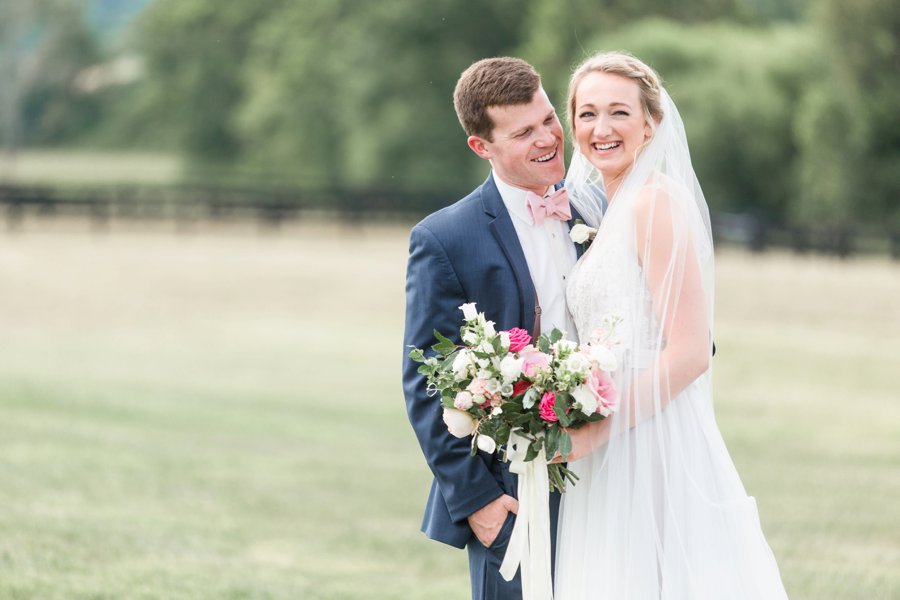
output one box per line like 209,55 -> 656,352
409,302 -> 619,493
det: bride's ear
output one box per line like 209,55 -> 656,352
643,113 -> 662,140
467,135 -> 493,160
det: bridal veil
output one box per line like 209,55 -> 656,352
556,83 -> 788,599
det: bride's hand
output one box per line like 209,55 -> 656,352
555,420 -> 611,463
564,425 -> 593,462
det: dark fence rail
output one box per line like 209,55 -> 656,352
0,182 -> 448,226
2,183 -> 898,259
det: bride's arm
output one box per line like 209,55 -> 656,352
566,187 -> 711,459
633,186 -> 711,413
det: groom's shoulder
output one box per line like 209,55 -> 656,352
413,184 -> 487,240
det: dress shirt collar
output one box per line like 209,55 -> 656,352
493,171 -> 553,227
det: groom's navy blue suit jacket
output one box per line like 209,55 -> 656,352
402,173 -> 582,549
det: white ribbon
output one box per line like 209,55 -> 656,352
499,430 -> 553,600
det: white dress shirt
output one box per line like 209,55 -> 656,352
494,172 -> 578,339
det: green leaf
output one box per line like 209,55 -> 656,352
546,426 -> 560,456
408,347 -> 426,362
417,364 -> 433,377
559,431 -> 572,459
550,328 -> 564,344
554,403 -> 572,427
431,329 -> 457,355
538,336 -> 551,354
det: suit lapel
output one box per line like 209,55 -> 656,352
482,174 -> 537,334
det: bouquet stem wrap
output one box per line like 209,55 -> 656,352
500,431 -> 553,600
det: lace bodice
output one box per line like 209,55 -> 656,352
566,229 -> 659,366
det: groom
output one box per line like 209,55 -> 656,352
402,57 -> 583,599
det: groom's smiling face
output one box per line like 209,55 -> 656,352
467,88 -> 565,194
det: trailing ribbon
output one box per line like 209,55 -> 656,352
499,430 -> 553,600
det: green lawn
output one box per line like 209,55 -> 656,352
0,150 -> 181,185
0,223 -> 897,599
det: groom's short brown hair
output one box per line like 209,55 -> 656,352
453,57 -> 542,142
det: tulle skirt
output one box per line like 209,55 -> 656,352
554,382 -> 788,599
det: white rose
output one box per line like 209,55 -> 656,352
452,350 -> 472,376
443,408 -> 476,438
572,384 -> 598,416
476,434 -> 497,454
499,355 -> 524,382
555,339 -> 578,355
499,331 -> 511,349
589,344 -> 618,372
454,391 -> 474,410
569,223 -> 597,244
459,303 -> 478,321
564,352 -> 591,374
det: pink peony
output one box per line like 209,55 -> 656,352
520,347 -> 552,377
454,391 -> 474,410
589,368 -> 618,415
506,328 -> 532,353
467,378 -> 487,396
539,392 -> 558,422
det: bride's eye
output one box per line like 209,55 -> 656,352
578,111 -> 595,119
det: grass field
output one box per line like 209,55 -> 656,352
0,151 -> 181,185
0,221 -> 897,599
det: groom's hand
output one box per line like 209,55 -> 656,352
467,494 -> 519,548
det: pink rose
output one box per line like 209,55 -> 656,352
539,392 -> 558,422
520,347 -> 552,377
506,328 -> 532,353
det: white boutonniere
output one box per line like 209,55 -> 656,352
569,220 -> 597,250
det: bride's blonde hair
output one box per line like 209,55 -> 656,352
566,52 -> 664,141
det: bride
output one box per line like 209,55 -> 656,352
555,52 -> 789,598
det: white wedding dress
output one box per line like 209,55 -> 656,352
555,90 -> 788,599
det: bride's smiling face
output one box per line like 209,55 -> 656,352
573,72 -> 652,189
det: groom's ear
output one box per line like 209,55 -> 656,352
467,135 -> 493,160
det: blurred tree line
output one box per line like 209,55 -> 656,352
3,0 -> 898,230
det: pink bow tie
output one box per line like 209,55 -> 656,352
526,187 -> 571,225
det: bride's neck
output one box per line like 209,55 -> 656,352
603,175 -> 623,203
